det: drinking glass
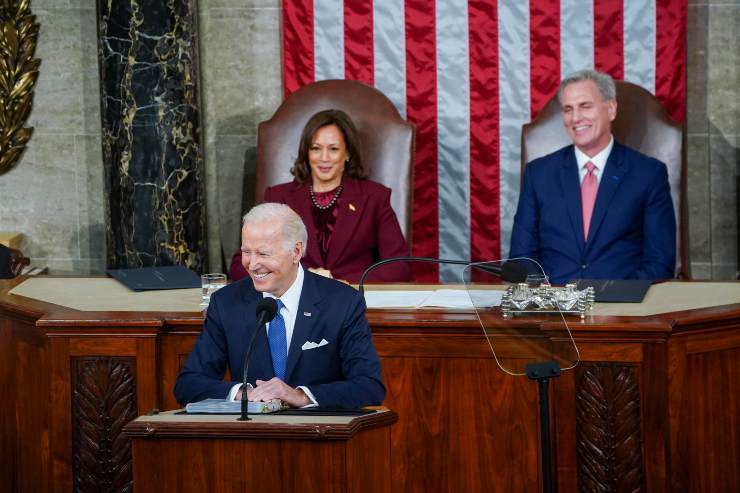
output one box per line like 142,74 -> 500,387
201,273 -> 227,307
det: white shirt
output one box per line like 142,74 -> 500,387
262,263 -> 303,350
228,265 -> 318,406
575,135 -> 614,185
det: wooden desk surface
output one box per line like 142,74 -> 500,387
5,276 -> 740,317
124,408 -> 398,440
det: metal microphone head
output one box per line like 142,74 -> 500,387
256,297 -> 278,322
501,261 -> 529,283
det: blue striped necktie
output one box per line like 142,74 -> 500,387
267,299 -> 287,380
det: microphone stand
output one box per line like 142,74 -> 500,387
358,256 -> 528,295
238,302 -> 276,421
525,361 -> 561,493
358,257 -> 470,295
361,256 -> 556,489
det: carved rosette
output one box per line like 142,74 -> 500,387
575,363 -> 644,492
71,357 -> 137,493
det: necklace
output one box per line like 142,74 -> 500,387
310,184 -> 343,210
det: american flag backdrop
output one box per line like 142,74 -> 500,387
282,0 -> 687,281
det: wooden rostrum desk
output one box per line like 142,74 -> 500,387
0,277 -> 738,492
123,409 -> 397,493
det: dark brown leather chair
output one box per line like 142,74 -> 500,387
521,81 -> 689,278
255,79 -> 415,240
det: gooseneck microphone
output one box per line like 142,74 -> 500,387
238,297 -> 278,421
357,257 -> 529,296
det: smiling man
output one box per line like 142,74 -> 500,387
509,69 -> 676,284
174,203 -> 385,409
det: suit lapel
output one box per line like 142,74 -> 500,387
586,143 -> 628,247
284,271 -> 322,381
559,147 -> 585,253
325,178 -> 367,268
284,183 -> 323,266
239,281 -> 274,383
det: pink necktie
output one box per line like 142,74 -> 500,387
581,161 -> 598,241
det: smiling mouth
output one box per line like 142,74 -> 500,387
574,125 -> 591,133
251,272 -> 270,280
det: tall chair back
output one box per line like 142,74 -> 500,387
255,80 -> 415,240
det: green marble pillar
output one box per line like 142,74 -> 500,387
98,0 -> 207,272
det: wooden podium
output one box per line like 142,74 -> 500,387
1,277 -> 739,492
123,409 -> 397,493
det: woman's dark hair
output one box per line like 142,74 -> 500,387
291,109 -> 367,183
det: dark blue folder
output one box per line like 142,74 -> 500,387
575,279 -> 652,303
107,266 -> 201,291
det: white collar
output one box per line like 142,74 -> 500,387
574,135 -> 614,171
263,264 -> 304,315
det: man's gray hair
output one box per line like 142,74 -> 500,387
242,203 -> 307,256
558,69 -> 616,103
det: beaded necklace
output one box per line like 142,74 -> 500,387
309,184 -> 344,210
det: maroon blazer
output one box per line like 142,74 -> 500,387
230,178 -> 412,282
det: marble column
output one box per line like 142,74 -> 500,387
98,0 -> 207,271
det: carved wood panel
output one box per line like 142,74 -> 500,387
575,363 -> 643,493
71,357 -> 137,493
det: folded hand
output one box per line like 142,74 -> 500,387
247,377 -> 310,407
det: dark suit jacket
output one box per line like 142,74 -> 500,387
0,244 -> 13,279
230,177 -> 412,282
174,270 -> 386,408
509,142 -> 676,284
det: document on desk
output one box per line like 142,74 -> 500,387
364,289 -> 503,309
185,398 -> 283,414
363,290 -> 432,308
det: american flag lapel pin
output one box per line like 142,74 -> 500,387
349,203 -> 356,212
303,311 -> 312,317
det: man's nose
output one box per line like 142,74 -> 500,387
242,252 -> 258,268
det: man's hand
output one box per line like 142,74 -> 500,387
246,377 -> 310,407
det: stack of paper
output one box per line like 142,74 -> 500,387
185,398 -> 283,414
363,289 -> 503,309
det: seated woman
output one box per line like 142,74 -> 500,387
229,109 -> 412,282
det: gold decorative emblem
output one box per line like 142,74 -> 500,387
0,0 -> 40,175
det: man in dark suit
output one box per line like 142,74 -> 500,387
0,244 -> 14,279
175,203 -> 385,408
510,69 -> 676,284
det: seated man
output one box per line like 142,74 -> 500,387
175,203 -> 385,409
0,244 -> 14,279
509,69 -> 676,284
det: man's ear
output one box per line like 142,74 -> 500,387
607,99 -> 617,122
292,241 -> 304,263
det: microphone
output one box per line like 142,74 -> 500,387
238,297 -> 278,421
357,257 -> 529,295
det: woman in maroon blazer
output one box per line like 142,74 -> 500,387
230,109 -> 412,282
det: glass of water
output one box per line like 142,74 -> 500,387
201,273 -> 227,307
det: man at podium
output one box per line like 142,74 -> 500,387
175,203 -> 385,409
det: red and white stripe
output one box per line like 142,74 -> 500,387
282,0 -> 686,282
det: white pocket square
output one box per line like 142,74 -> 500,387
301,338 -> 329,350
